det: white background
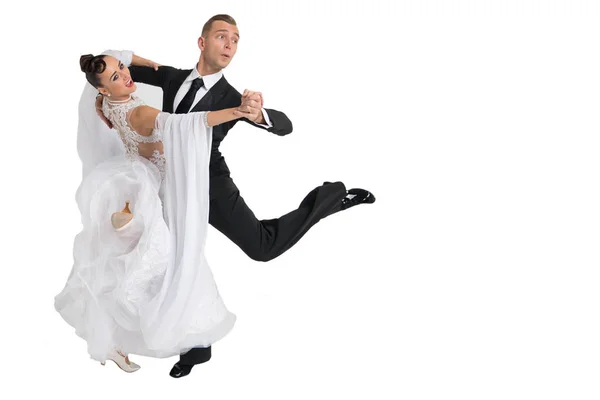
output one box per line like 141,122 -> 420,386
1,0 -> 599,399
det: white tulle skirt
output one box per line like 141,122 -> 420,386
55,106 -> 235,362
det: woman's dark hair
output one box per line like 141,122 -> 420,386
80,54 -> 107,88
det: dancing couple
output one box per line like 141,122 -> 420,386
55,14 -> 375,379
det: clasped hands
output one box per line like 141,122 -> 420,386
233,89 -> 265,123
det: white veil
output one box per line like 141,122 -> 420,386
76,82 -> 125,179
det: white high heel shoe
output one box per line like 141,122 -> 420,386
111,201 -> 134,231
100,350 -> 141,373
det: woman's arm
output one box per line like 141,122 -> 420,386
206,108 -> 248,127
128,106 -> 250,134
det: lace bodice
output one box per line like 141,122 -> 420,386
102,96 -> 166,179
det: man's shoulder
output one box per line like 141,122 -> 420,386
130,64 -> 192,76
217,76 -> 240,96
158,65 -> 193,75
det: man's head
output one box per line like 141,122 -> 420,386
198,14 -> 239,72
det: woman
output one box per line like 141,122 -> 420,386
54,53 -> 252,372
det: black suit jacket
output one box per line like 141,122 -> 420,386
129,66 -> 293,179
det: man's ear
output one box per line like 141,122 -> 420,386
198,36 -> 205,51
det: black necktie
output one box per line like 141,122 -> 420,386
175,78 -> 203,114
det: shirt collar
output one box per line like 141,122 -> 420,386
186,66 -> 223,91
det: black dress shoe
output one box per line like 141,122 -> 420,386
341,188 -> 376,210
169,362 -> 193,378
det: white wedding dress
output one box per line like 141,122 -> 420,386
54,89 -> 235,362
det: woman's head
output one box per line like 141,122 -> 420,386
80,54 -> 136,99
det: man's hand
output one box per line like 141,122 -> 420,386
146,59 -> 161,71
95,94 -> 113,129
131,54 -> 161,71
238,89 -> 265,123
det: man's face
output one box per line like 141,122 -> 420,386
199,20 -> 240,70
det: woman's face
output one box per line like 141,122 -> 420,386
97,56 -> 136,98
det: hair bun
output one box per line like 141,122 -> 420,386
80,54 -> 95,73
80,53 -> 107,88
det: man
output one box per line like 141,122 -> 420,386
99,14 -> 375,378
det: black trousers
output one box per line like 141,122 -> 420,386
209,175 -> 346,261
179,170 -> 347,366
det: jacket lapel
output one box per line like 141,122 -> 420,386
164,70 -> 191,113
190,76 -> 229,112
